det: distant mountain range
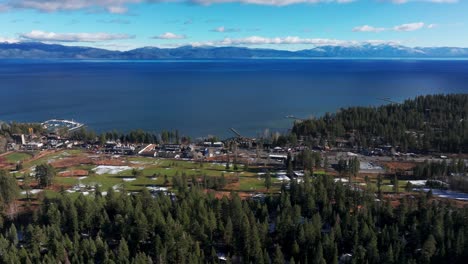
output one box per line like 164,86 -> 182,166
1,42 -> 468,59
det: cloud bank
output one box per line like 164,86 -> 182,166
0,0 -> 456,14
211,26 -> 240,33
393,22 -> 425,31
353,22 -> 427,32
352,25 -> 386,33
20,30 -> 135,42
0,36 -> 19,43
152,32 -> 187,39
190,36 -> 398,47
391,0 -> 457,3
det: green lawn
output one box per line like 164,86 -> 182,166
5,152 -> 33,163
46,156 -> 256,197
353,176 -> 409,193
25,149 -> 84,169
12,151 -> 285,199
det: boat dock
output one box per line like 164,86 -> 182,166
42,119 -> 84,132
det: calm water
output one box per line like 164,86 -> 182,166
0,59 -> 467,137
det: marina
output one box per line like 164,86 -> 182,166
42,119 -> 84,132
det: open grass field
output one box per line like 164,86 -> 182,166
5,149 -> 467,208
4,152 -> 33,163
8,149 -> 443,203
9,149 -> 283,200
348,173 -> 410,193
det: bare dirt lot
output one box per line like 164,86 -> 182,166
58,170 -> 89,177
381,161 -> 417,171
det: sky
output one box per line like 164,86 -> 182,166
0,0 -> 466,50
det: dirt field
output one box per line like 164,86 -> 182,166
58,170 -> 89,177
0,156 -> 8,169
51,156 -> 92,168
381,161 -> 417,171
204,189 -> 255,200
94,158 -> 129,166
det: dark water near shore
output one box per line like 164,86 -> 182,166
0,59 -> 467,137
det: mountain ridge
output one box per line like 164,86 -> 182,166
1,42 -> 468,59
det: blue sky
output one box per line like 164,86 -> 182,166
0,0 -> 466,50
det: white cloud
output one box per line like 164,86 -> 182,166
211,26 -> 240,33
93,43 -> 138,51
352,25 -> 385,32
190,35 -> 398,47
190,0 -> 355,5
0,0 -> 357,14
391,0 -> 457,3
107,5 -> 129,14
0,0 -> 457,13
0,37 -> 19,43
393,22 -> 425,31
152,32 -> 187,39
354,22 -> 430,33
20,30 -> 135,42
6,0 -> 141,13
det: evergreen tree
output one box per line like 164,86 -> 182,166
117,238 -> 130,264
0,169 -> 19,208
272,244 -> 284,264
393,174 -> 399,194
421,235 -> 437,263
265,171 -> 272,190
35,163 -> 56,188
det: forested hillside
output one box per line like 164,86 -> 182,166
292,94 -> 468,153
1,174 -> 467,263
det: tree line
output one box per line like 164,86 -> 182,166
412,159 -> 467,193
0,173 -> 467,263
292,94 -> 468,153
69,128 -> 186,145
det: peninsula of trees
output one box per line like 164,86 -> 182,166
291,94 -> 467,153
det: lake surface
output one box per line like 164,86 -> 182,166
0,59 -> 467,138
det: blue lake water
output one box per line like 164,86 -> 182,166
0,59 -> 467,138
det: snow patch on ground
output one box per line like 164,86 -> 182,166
147,186 -> 168,192
21,189 -> 43,195
334,178 -> 349,183
360,161 -> 383,171
408,180 -> 427,186
421,188 -> 468,201
275,175 -> 290,181
93,165 -> 132,175
122,178 -> 136,182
